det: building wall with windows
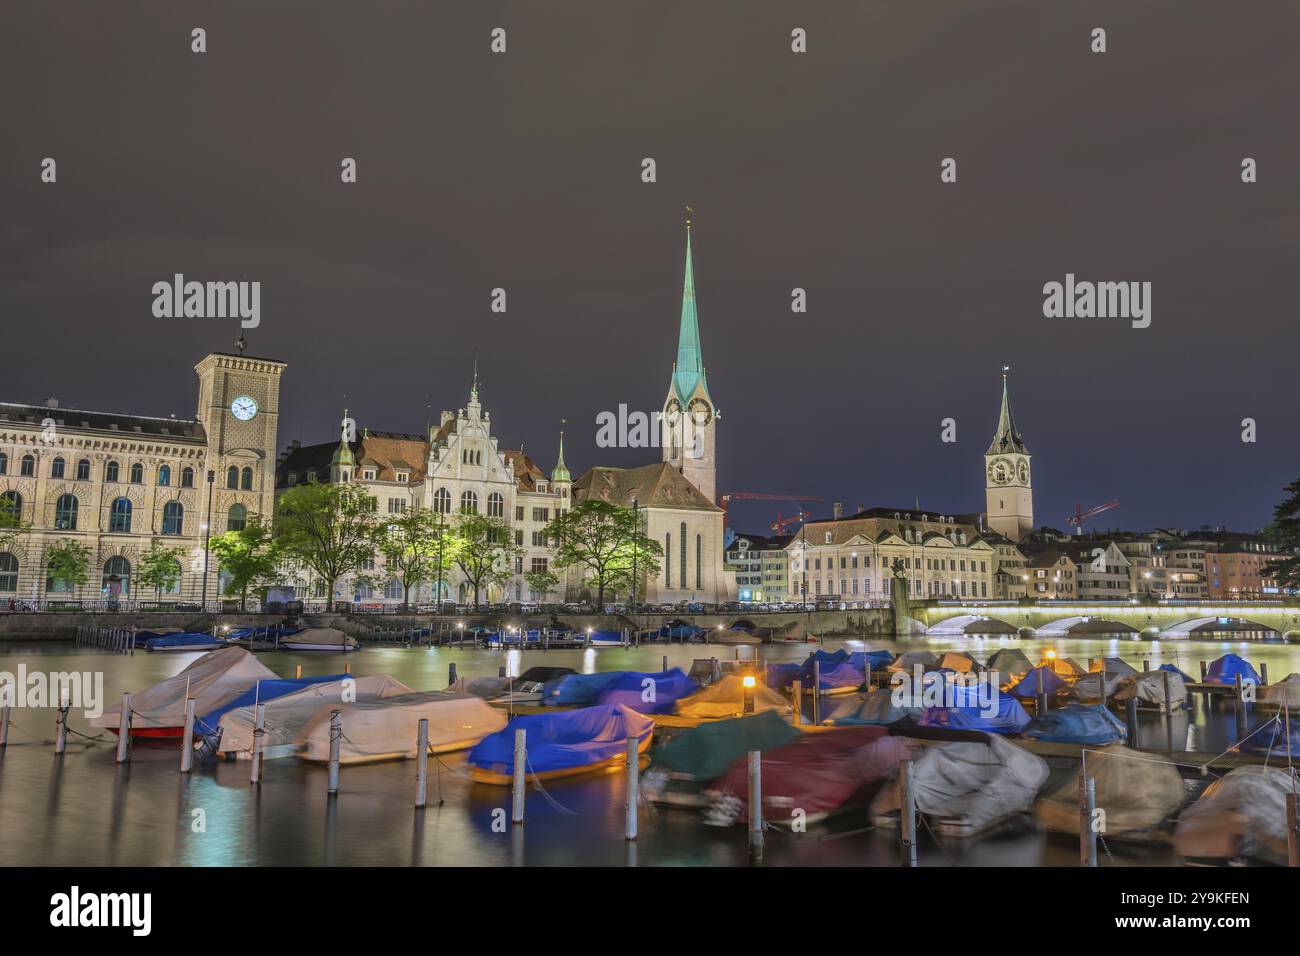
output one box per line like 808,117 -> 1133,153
725,533 -> 790,603
0,352 -> 284,604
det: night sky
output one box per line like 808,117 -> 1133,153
2,2 -> 1297,535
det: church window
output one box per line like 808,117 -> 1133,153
696,535 -> 702,591
460,490 -> 478,513
434,487 -> 452,514
680,522 -> 686,589
488,493 -> 505,518
665,533 -> 671,585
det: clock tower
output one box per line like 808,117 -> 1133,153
984,368 -> 1033,541
661,216 -> 718,503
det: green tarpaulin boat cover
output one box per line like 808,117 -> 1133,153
651,710 -> 801,782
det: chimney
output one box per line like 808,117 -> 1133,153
833,502 -> 843,520
45,396 -> 59,409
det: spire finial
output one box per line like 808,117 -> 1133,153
551,418 -> 571,483
685,205 -> 692,229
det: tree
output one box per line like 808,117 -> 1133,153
275,482 -> 381,610
524,568 -> 560,604
453,512 -> 522,607
45,540 -> 91,595
1264,478 -> 1300,594
374,508 -> 443,608
0,493 -> 31,554
544,499 -> 662,607
136,540 -> 185,601
210,515 -> 279,611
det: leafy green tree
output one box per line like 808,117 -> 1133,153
0,493 -> 31,554
210,515 -> 279,611
45,540 -> 91,595
374,508 -> 443,608
275,482 -> 380,610
1264,478 -> 1300,594
136,540 -> 185,601
453,512 -> 522,607
524,568 -> 560,604
543,499 -> 662,607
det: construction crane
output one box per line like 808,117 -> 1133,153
718,492 -> 822,523
770,510 -> 816,535
1068,500 -> 1120,534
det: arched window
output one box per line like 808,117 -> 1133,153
433,487 -> 451,514
241,467 -> 253,490
105,460 -> 119,482
54,494 -> 78,530
227,503 -> 247,532
129,462 -> 143,484
51,457 -> 65,479
664,532 -> 671,585
102,556 -> 131,596
157,464 -> 171,486
680,522 -> 687,589
0,452 -> 7,475
181,466 -> 194,488
1,491 -> 22,522
162,501 -> 184,535
696,534 -> 702,591
384,578 -> 403,600
460,490 -> 478,514
0,552 -> 17,593
487,492 -> 504,518
20,454 -> 35,477
226,466 -> 239,489
75,459 -> 90,481
109,497 -> 132,533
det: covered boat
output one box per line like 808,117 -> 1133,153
212,674 -> 414,759
986,647 -> 1033,680
1068,671 -> 1135,705
1037,654 -> 1087,678
196,672 -> 349,739
771,620 -> 814,643
870,734 -> 1049,836
1260,673 -> 1300,710
674,674 -> 790,719
935,651 -> 983,674
1113,669 -> 1189,713
848,649 -> 895,673
888,650 -> 938,673
279,627 -> 359,652
643,710 -> 801,806
301,691 -> 506,763
710,627 -> 762,646
1157,662 -> 1195,683
597,668 -> 699,714
1090,657 -> 1139,678
917,684 -> 1032,735
1007,665 -> 1069,700
822,688 -> 921,726
1035,744 -> 1184,838
90,646 -> 276,739
468,704 -> 654,784
1239,716 -> 1300,759
1024,703 -> 1126,745
142,631 -> 223,652
1205,653 -> 1261,686
707,726 -> 911,825
1173,766 -> 1296,865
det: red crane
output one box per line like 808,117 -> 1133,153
770,510 -> 816,534
718,492 -> 822,523
1068,500 -> 1120,534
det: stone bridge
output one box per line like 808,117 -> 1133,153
913,601 -> 1300,640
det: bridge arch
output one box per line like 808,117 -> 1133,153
1159,616 -> 1279,640
926,614 -> 1018,636
1034,616 -> 1138,637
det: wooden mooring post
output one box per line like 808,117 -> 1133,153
415,718 -> 429,808
115,693 -> 131,763
747,750 -> 763,862
1079,772 -> 1098,867
811,661 -> 821,725
326,710 -> 341,795
54,692 -> 70,756
791,680 -> 803,726
250,703 -> 267,784
512,728 -> 527,825
899,757 -> 917,867
625,736 -> 639,841
1287,791 -> 1299,868
179,698 -> 196,773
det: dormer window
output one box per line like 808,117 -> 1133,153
537,481 -> 548,493
395,471 -> 409,483
363,469 -> 376,481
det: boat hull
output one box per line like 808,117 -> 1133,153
470,732 -> 652,785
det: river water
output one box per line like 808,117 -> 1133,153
1,633 -> 1296,867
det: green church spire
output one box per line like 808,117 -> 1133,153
332,408 -> 356,466
551,427 -> 570,483
986,367 -> 1029,456
671,215 -> 711,405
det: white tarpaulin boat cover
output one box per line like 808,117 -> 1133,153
1068,671 -> 1135,704
215,674 -> 414,758
91,646 -> 276,731
279,627 -> 358,650
1173,766 -> 1297,865
1035,744 -> 1184,836
1261,673 -> 1300,709
300,691 -> 507,763
888,651 -> 938,673
871,735 -> 1048,833
1113,670 -> 1188,712
674,674 -> 790,719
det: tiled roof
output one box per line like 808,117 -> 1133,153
0,402 -> 206,441
573,462 -> 721,512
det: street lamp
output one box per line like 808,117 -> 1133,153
200,469 -> 215,609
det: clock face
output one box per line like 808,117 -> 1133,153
230,396 -> 258,421
1017,460 -> 1029,484
688,398 -> 712,426
987,457 -> 1010,485
665,399 -> 682,422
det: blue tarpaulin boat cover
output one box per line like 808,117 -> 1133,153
1158,663 -> 1195,683
659,624 -> 703,640
468,704 -> 654,777
766,653 -> 864,692
849,650 -> 895,671
195,674 -> 349,737
597,668 -> 699,714
823,690 -> 921,726
810,662 -> 865,691
1206,654 -> 1262,685
765,662 -> 804,690
1024,703 -> 1127,744
918,686 -> 1031,734
140,631 -> 224,651
1240,718 -> 1300,758
808,649 -> 849,666
226,626 -> 301,640
1009,665 -> 1068,699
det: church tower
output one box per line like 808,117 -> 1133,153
662,214 -> 718,502
984,368 -> 1033,541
